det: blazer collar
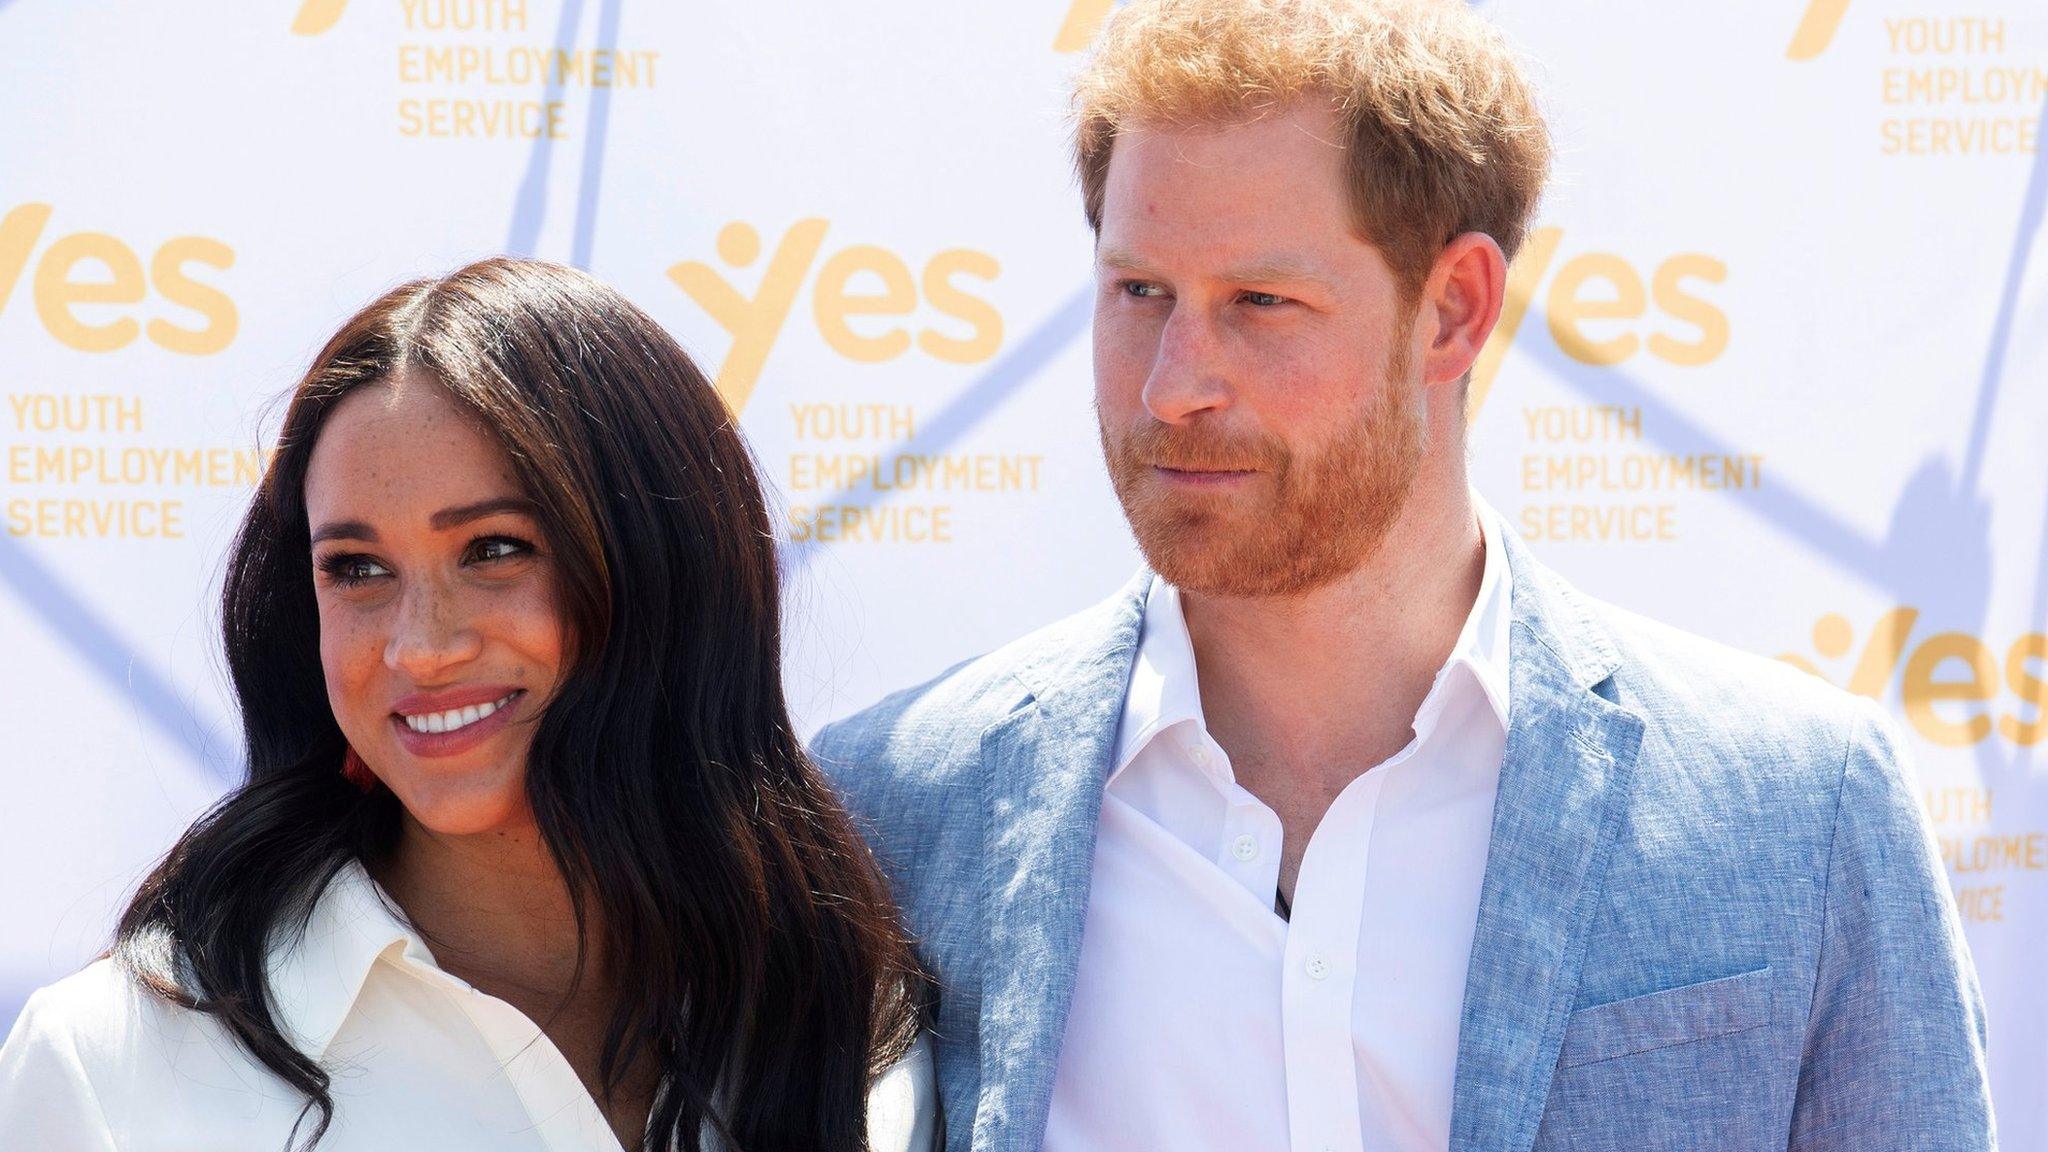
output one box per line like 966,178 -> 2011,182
973,570 -> 1149,1152
1448,521 -> 1646,1152
1005,568 -> 1153,717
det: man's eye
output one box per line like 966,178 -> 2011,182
1123,281 -> 1167,299
1240,291 -> 1286,307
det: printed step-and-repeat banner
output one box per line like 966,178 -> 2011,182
3,0 -> 2044,1139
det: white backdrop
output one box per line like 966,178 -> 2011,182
3,0 -> 2044,1141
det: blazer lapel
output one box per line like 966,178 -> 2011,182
1449,532 -> 1646,1152
972,572 -> 1149,1152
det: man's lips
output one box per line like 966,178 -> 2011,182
1153,464 -> 1258,485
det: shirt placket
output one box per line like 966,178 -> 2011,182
394,957 -> 625,1152
1191,734 -> 1286,905
1280,768 -> 1388,1152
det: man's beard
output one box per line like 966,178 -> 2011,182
1100,339 -> 1426,599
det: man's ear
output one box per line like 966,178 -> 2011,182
1418,232 -> 1508,390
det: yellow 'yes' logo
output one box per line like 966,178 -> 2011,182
1055,0 -> 1118,52
1787,0 -> 1851,60
1467,227 -> 1729,418
292,0 -> 350,35
1780,608 -> 2048,747
0,204 -> 238,355
668,220 -> 1004,415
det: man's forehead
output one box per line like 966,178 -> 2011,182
1097,238 -> 1344,287
1095,188 -> 1365,281
1108,101 -> 1348,165
1102,114 -> 1350,217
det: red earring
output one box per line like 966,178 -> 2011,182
341,747 -> 379,793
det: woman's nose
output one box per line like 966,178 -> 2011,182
383,578 -> 484,679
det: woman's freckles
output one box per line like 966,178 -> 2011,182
303,371 -> 566,838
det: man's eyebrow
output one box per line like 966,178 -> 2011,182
1096,245 -> 1152,274
1097,247 -> 1336,291
309,497 -> 538,547
1216,257 -> 1337,291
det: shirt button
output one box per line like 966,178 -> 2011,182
1231,834 -> 1259,862
1306,954 -> 1332,980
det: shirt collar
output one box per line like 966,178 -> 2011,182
1110,495 -> 1513,786
1452,497 -> 1513,728
1110,576 -> 1209,783
266,858 -> 437,1059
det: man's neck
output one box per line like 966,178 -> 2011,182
1182,485 -> 1486,793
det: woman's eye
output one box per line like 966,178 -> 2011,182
317,554 -> 389,587
466,536 -> 533,565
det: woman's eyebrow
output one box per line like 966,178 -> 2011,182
309,497 -> 537,546
310,519 -> 375,546
428,496 -> 539,531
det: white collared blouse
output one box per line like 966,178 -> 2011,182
0,860 -> 937,1152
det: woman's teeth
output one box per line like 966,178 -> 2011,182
401,692 -> 517,735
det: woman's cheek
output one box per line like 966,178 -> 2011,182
318,602 -> 385,731
504,571 -> 567,677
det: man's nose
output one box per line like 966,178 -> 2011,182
1142,305 -> 1234,424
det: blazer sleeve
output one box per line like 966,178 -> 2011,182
1788,703 -> 1996,1150
0,987 -> 122,1151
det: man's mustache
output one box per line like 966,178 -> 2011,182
1109,421 -> 1285,473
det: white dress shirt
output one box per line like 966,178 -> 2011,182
0,859 -> 937,1152
1044,508 -> 1512,1152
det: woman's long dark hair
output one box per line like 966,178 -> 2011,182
111,257 -> 925,1151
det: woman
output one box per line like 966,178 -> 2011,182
0,258 -> 935,1151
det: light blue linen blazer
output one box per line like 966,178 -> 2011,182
813,527 -> 1996,1152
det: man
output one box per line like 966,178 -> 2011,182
814,1 -> 1996,1149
